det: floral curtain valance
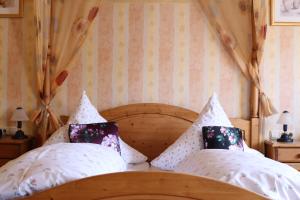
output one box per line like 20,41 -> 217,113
33,0 -> 101,145
199,0 -> 277,117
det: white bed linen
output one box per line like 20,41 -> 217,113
175,149 -> 300,200
151,93 -> 233,170
126,162 -> 150,171
126,162 -> 165,172
0,143 -> 126,200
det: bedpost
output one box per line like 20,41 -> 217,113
250,117 -> 260,150
250,86 -> 259,118
250,83 -> 261,151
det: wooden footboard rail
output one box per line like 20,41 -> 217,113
23,172 -> 267,200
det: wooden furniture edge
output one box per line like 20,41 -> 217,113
23,172 -> 267,200
264,140 -> 300,170
0,136 -> 33,167
286,163 -> 300,171
0,136 -> 32,144
61,103 -> 260,151
61,103 -> 199,123
264,140 -> 300,147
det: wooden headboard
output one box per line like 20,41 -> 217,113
61,103 -> 259,160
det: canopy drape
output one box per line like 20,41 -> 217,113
32,0 -> 101,145
199,0 -> 277,118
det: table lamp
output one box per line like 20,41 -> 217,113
277,110 -> 293,143
10,107 -> 29,139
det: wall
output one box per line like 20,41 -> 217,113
0,0 -> 36,135
52,0 -> 250,120
1,0 -> 298,140
262,25 -> 300,140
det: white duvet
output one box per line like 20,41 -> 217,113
175,149 -> 300,200
0,143 -> 126,200
2,144 -> 300,200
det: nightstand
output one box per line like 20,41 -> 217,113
0,136 -> 33,167
265,140 -> 300,171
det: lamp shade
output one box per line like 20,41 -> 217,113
277,110 -> 292,125
10,107 -> 29,122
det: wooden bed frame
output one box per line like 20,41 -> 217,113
100,103 -> 260,159
23,103 -> 265,200
25,172 -> 266,200
61,103 -> 260,156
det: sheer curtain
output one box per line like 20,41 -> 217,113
32,0 -> 101,145
199,0 -> 277,118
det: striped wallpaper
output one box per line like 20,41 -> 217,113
52,0 -> 250,120
262,26 -> 300,140
0,0 -> 36,134
0,0 -> 299,140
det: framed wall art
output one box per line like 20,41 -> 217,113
0,0 -> 23,18
271,0 -> 300,25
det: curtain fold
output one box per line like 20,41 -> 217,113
199,0 -> 277,117
33,0 -> 101,145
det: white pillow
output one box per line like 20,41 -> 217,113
119,139 -> 147,164
67,91 -> 106,124
44,125 -> 69,146
151,93 -> 232,170
44,91 -> 147,164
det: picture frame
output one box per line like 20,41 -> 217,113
271,0 -> 300,25
0,0 -> 23,18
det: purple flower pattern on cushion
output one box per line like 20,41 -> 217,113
69,122 -> 121,154
202,126 -> 244,151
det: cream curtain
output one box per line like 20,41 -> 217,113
199,0 -> 277,117
33,0 -> 101,145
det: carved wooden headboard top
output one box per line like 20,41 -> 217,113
61,103 -> 258,160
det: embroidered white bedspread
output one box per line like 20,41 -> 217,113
175,149 -> 300,200
0,143 -> 126,200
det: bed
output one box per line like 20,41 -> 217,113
61,103 -> 259,160
1,102 -> 299,200
22,103 -> 266,200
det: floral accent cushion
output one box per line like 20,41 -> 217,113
44,91 -> 148,164
202,126 -> 244,151
151,93 -> 232,170
45,127 -> 147,164
69,122 -> 121,154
